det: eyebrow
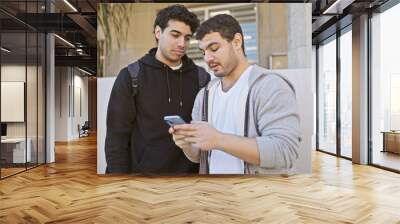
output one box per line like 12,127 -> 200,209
169,29 -> 192,38
199,42 -> 219,51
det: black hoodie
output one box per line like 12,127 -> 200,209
105,48 -> 208,174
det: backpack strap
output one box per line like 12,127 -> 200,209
196,66 -> 210,175
127,62 -> 140,96
243,89 -> 252,174
197,66 -> 210,89
199,86 -> 209,175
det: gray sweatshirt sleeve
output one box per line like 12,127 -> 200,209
253,75 -> 301,169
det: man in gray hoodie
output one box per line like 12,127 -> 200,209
170,14 -> 301,175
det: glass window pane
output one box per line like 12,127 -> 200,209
340,29 -> 352,158
371,3 -> 400,171
318,37 -> 337,154
27,31 -> 38,169
1,30 -> 28,177
1,0 -> 46,179
38,32 -> 46,165
187,4 -> 258,70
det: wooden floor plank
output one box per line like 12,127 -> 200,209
0,135 -> 400,223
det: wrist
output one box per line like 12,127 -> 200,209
214,131 -> 226,149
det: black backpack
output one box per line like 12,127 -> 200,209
127,61 -> 210,96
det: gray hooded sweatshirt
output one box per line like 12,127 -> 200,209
188,64 -> 301,175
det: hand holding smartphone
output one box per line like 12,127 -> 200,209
164,115 -> 187,127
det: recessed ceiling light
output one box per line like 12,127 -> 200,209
322,0 -> 354,15
78,67 -> 93,76
63,0 -> 78,12
1,47 -> 11,53
54,34 -> 75,48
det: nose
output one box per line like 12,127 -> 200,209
177,36 -> 186,49
204,51 -> 214,64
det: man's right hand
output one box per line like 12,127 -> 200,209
169,127 -> 200,163
169,127 -> 191,150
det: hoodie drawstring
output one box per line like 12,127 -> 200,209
179,69 -> 183,110
165,65 -> 171,103
165,65 -> 183,111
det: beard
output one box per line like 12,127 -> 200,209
211,46 -> 239,77
211,58 -> 237,78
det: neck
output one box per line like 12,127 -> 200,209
221,58 -> 250,91
155,48 -> 181,67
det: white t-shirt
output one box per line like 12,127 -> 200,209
208,65 -> 253,174
170,62 -> 182,70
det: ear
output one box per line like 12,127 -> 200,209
154,25 -> 162,41
232,33 -> 243,53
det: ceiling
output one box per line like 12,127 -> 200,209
0,0 -> 97,74
310,0 -> 390,44
0,0 -> 395,75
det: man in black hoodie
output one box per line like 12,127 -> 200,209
105,5 -> 210,174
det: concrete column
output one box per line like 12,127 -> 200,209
288,3 -> 312,69
257,3 -> 288,69
46,34 -> 55,163
46,0 -> 55,163
352,14 -> 369,164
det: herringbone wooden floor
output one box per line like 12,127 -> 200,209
1,135 -> 400,223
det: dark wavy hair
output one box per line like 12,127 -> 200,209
196,14 -> 246,56
154,4 -> 200,34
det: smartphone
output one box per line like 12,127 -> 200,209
164,115 -> 187,127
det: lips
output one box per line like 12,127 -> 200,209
209,63 -> 219,70
172,50 -> 184,55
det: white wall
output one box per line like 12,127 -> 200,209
1,82 -> 25,122
55,67 -> 69,141
1,64 -> 26,81
71,73 -> 89,138
1,64 -> 26,126
97,77 -> 115,174
96,69 -> 313,174
54,67 -> 89,141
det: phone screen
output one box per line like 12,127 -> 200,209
164,115 -> 186,127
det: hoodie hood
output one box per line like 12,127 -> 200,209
137,47 -> 199,110
139,48 -> 197,72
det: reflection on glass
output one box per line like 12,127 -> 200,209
0,1 -> 47,179
318,37 -> 337,154
1,31 -> 27,177
340,29 -> 352,158
27,31 -> 38,169
371,3 -> 400,171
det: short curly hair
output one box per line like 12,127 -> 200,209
196,14 -> 246,56
154,4 -> 200,34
